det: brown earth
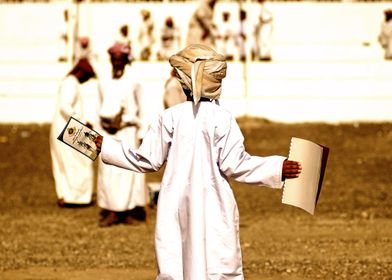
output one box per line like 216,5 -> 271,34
0,118 -> 391,280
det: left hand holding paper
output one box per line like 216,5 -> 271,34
95,135 -> 103,153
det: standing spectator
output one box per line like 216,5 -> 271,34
93,44 -> 302,279
138,9 -> 155,61
378,9 -> 392,60
217,11 -> 235,61
50,59 -> 97,207
97,42 -> 147,227
252,0 -> 273,61
236,9 -> 248,62
186,0 -> 219,49
116,24 -> 131,46
157,16 -> 181,61
74,36 -> 93,61
115,24 -> 135,63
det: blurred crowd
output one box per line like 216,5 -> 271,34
59,0 -> 275,64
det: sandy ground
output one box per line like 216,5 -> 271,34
0,118 -> 391,279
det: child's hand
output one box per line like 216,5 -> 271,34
95,135 -> 103,153
282,160 -> 302,180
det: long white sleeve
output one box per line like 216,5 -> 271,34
217,115 -> 285,188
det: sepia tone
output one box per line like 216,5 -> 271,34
0,118 -> 390,279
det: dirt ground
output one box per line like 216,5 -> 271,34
0,118 -> 391,280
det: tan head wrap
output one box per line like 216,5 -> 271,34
169,44 -> 227,104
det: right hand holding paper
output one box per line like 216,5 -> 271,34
282,160 -> 302,180
282,137 -> 329,215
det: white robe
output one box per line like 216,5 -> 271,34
187,2 -> 218,49
101,101 -> 285,279
378,20 -> 392,59
253,3 -> 273,59
97,68 -> 146,212
217,20 -> 236,58
50,75 -> 94,204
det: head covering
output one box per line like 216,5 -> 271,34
169,44 -> 227,104
141,9 -> 151,19
68,58 -> 96,80
108,42 -> 133,66
78,36 -> 89,48
108,42 -> 131,57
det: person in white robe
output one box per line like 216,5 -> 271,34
50,58 -> 97,207
252,0 -> 273,61
236,9 -> 248,62
94,44 -> 302,279
157,17 -> 181,61
217,11 -> 235,61
97,42 -> 146,227
138,9 -> 155,61
186,0 -> 219,49
378,9 -> 392,60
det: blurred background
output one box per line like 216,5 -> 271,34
0,0 -> 391,125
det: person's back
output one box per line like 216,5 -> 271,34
50,59 -> 97,207
94,44 -> 301,279
160,100 -> 231,181
154,101 -> 240,277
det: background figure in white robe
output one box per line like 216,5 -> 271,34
378,9 -> 392,60
186,0 -> 219,49
74,36 -> 97,63
157,17 -> 181,61
236,9 -> 248,62
94,44 -> 302,279
97,42 -> 146,227
252,0 -> 273,61
58,9 -> 71,62
138,9 -> 155,61
115,24 -> 135,63
163,68 -> 186,109
217,11 -> 235,61
50,59 -> 97,207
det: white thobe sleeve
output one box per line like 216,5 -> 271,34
217,116 -> 286,188
101,114 -> 170,173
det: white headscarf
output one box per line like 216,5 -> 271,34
169,44 -> 227,104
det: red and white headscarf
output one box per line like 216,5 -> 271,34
108,42 -> 131,59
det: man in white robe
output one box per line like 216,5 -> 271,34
138,9 -> 155,61
96,42 -> 147,227
50,59 -> 97,207
157,17 -> 181,61
252,0 -> 273,61
378,9 -> 392,60
186,0 -> 219,49
94,44 -> 301,279
217,11 -> 235,61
